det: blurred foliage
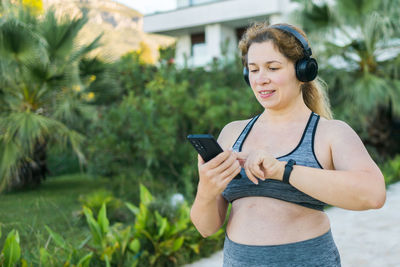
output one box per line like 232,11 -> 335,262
22,0 -> 43,14
138,41 -> 155,64
78,56 -> 122,106
382,154 -> 400,185
112,51 -> 157,98
291,0 -> 400,159
0,174 -> 112,265
0,229 -> 21,267
78,189 -> 131,223
46,144 -> 81,176
0,184 -> 224,266
0,2 -> 115,190
86,51 -> 260,198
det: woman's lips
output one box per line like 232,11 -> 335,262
259,90 -> 276,98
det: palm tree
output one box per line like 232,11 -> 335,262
0,3 -> 101,190
291,0 -> 400,158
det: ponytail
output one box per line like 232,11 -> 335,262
302,78 -> 333,119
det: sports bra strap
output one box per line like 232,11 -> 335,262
232,115 -> 260,152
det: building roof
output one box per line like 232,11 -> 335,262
144,0 -> 290,35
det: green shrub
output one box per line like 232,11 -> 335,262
47,145 -> 82,176
113,51 -> 157,99
78,189 -> 131,223
126,184 -> 224,266
382,154 -> 400,185
0,184 -> 224,266
42,226 -> 93,267
82,203 -> 140,266
87,55 -> 261,198
0,229 -> 21,267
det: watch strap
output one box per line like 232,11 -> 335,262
283,159 -> 296,184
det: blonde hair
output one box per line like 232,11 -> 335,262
239,22 -> 333,119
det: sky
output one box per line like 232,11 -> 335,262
113,0 -> 177,15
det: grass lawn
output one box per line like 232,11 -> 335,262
0,173 -> 112,259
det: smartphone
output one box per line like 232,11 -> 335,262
187,134 -> 241,179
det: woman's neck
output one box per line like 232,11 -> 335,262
259,95 -> 310,124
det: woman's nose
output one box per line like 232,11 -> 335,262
255,71 -> 271,84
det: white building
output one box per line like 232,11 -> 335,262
143,0 -> 295,66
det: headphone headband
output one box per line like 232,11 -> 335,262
269,25 -> 312,58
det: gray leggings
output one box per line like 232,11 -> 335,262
223,229 -> 341,267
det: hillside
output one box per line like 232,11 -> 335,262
42,0 -> 175,60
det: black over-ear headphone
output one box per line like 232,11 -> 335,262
243,24 -> 318,86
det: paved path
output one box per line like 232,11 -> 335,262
185,182 -> 400,267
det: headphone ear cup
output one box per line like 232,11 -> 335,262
295,58 -> 318,82
243,67 -> 250,86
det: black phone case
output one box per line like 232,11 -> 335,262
187,134 -> 241,179
187,134 -> 223,162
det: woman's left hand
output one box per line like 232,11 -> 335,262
236,150 -> 286,184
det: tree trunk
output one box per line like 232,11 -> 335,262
15,139 -> 48,188
365,101 -> 400,159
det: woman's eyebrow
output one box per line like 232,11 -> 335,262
248,60 -> 282,66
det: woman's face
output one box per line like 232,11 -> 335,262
247,41 -> 302,110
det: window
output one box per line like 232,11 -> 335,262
191,32 -> 207,65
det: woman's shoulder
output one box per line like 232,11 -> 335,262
222,118 -> 252,132
317,117 -> 359,143
217,118 -> 252,150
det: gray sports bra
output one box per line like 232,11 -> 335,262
222,112 -> 327,211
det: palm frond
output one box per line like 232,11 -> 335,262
52,91 -> 97,126
0,110 -> 86,190
69,32 -> 103,64
292,1 -> 338,36
0,138 -> 23,191
0,17 -> 45,62
0,3 -> 104,190
39,8 -> 88,62
336,0 -> 380,26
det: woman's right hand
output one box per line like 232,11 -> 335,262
196,150 -> 241,201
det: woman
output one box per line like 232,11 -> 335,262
190,22 -> 386,266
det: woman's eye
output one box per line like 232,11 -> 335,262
250,69 -> 258,73
269,67 -> 279,71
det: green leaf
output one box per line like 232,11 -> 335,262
83,206 -> 103,246
21,259 -> 29,267
77,235 -> 91,249
125,202 -> 139,216
209,228 -> 225,239
77,252 -> 93,267
2,230 -> 21,267
170,203 -> 190,235
155,211 -> 168,238
158,236 -> 184,255
139,184 -> 154,205
97,202 -> 109,235
171,236 -> 184,252
189,243 -> 200,254
39,248 -> 50,266
134,203 -> 149,232
104,254 -> 111,267
129,239 -> 140,253
45,226 -> 68,250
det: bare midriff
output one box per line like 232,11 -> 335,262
226,196 -> 331,245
